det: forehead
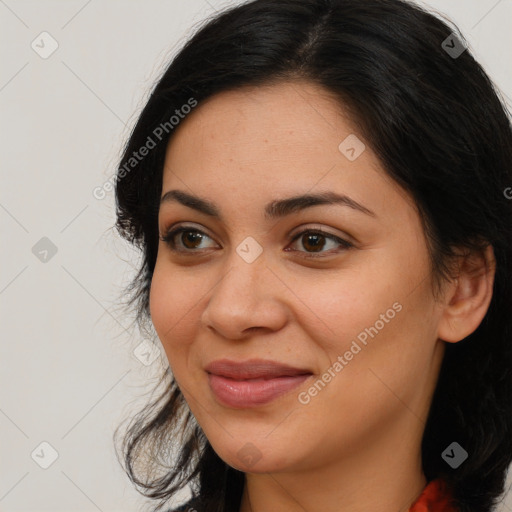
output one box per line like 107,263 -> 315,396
167,80 -> 350,155
161,80 -> 416,223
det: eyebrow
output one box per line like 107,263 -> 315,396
160,189 -> 376,220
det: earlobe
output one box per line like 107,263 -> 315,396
437,245 -> 496,343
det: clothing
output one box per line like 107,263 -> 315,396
169,477 -> 458,512
409,478 -> 459,512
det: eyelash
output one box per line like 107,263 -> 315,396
159,225 -> 353,258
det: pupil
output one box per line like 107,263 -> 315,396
184,232 -> 202,248
303,233 -> 325,252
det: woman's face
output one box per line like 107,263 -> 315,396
150,80 -> 448,475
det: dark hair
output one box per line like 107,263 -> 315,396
113,1 -> 512,511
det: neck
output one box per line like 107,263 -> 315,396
238,416 -> 427,512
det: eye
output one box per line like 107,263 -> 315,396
160,226 -> 217,252
159,225 -> 353,257
286,228 -> 353,258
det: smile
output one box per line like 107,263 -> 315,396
205,359 -> 313,408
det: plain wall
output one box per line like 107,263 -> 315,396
1,1 -> 511,510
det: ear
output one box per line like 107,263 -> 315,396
437,244 -> 496,343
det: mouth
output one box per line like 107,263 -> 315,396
205,359 -> 313,408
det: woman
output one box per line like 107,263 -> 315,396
113,1 -> 512,511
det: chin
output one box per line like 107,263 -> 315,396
210,438 -> 298,474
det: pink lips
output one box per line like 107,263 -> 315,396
205,359 -> 313,408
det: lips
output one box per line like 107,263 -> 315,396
205,359 -> 313,408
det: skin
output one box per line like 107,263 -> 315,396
149,80 -> 495,512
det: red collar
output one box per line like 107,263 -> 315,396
409,479 -> 458,512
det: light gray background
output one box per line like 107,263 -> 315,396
1,1 -> 511,511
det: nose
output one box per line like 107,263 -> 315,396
200,250 -> 289,340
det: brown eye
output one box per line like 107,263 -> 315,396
160,227 -> 216,252
180,231 -> 204,249
160,225 -> 353,258
287,229 -> 353,257
300,232 -> 327,252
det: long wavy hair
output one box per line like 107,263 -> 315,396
112,1 -> 512,511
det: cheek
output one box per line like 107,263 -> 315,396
287,268 -> 396,357
291,249 -> 434,371
149,263 -> 199,362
